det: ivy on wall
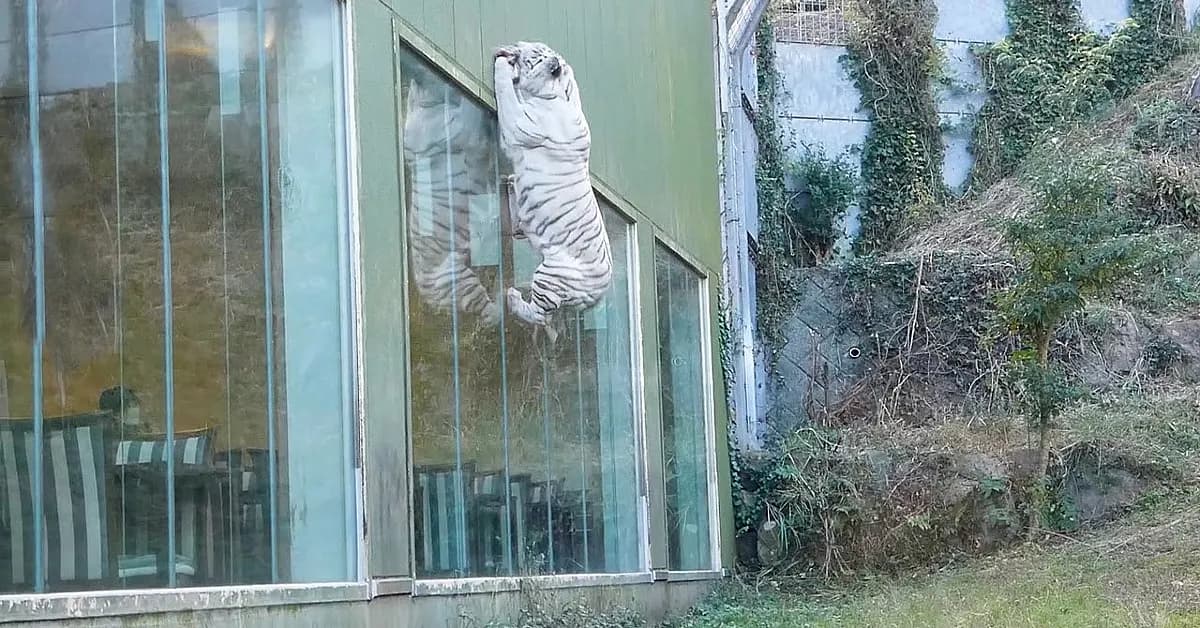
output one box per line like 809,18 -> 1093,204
844,0 -> 945,253
971,0 -> 1189,186
788,150 -> 859,264
753,15 -> 806,362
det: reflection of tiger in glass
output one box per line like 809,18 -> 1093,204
493,42 -> 612,340
403,65 -> 500,325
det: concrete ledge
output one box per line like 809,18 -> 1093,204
665,570 -> 724,583
0,582 -> 370,624
412,572 -> 655,597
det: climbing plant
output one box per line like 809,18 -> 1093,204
753,15 -> 806,362
787,149 -> 859,264
972,0 -> 1189,186
844,0 -> 945,253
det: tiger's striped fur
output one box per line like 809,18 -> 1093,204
402,64 -> 501,325
493,42 -> 612,337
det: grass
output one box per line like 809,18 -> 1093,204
673,497 -> 1200,628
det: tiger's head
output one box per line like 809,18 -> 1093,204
496,41 -> 577,103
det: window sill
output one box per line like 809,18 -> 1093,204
0,582 -> 369,623
653,569 -> 725,582
412,572 -> 654,597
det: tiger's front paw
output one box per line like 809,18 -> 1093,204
493,45 -> 518,60
479,301 -> 502,327
506,287 -> 525,310
494,55 -> 517,83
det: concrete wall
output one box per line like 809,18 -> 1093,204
773,41 -> 868,255
722,46 -> 764,449
775,0 -> 1011,197
933,0 -> 1009,193
6,580 -> 713,628
766,0 -> 1156,428
716,0 -> 770,451
1081,0 -> 1132,35
774,0 -> 1144,201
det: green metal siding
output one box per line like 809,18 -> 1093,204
354,0 -> 734,575
375,0 -> 723,271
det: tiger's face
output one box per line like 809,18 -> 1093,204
501,41 -> 576,102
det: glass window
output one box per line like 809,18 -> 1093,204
398,48 -> 643,579
0,0 -> 355,593
655,245 -> 713,572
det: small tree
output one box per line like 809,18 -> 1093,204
997,149 -> 1154,538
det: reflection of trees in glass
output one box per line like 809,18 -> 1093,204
0,3 -> 273,443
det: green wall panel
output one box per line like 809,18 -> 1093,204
370,0 -> 722,272
355,2 -> 411,578
353,0 -> 730,575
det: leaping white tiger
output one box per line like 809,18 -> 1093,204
493,42 -> 613,340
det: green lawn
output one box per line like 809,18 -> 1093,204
674,504 -> 1200,628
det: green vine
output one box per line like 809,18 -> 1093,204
787,149 -> 859,264
754,15 -> 806,364
972,0 -> 1189,186
844,0 -> 946,253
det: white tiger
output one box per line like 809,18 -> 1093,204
403,63 -> 501,325
493,42 -> 612,339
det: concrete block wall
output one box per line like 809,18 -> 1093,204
773,42 -> 869,255
933,0 -> 1009,193
1082,0 -> 1134,34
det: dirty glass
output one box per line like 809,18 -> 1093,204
0,0 -> 355,592
655,245 -> 713,572
399,47 -> 643,579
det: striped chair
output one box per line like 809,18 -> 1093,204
112,429 -> 217,585
0,413 -> 114,591
414,463 -> 474,578
114,432 -> 212,468
525,478 -> 563,574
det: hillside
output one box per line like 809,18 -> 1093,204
858,50 -> 1200,422
740,47 -> 1200,577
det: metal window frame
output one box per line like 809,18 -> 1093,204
384,25 -> 662,590
648,235 -> 725,575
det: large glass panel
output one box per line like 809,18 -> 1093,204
655,245 -> 713,572
399,48 -> 642,579
0,0 -> 354,592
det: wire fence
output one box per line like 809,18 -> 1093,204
773,0 -> 852,45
